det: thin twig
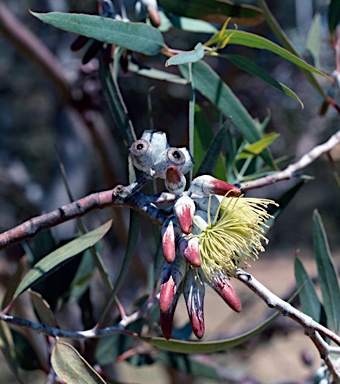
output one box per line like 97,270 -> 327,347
236,269 -> 340,381
0,174 -> 168,251
241,130 -> 340,190
0,295 -> 158,340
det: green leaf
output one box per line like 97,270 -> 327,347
13,221 -> 112,299
30,11 -> 165,56
306,13 -> 321,68
128,60 -> 189,84
29,290 -> 58,327
193,105 -> 225,179
179,61 -> 276,168
141,311 -> 279,353
313,210 -> 340,333
294,257 -> 322,322
237,132 -> 279,160
206,30 -> 329,79
166,43 -> 205,66
98,54 -> 136,147
52,341 -> 106,384
158,0 -> 264,27
255,0 -> 330,102
163,12 -> 218,33
328,0 -> 340,37
195,122 -> 228,177
222,54 -> 303,106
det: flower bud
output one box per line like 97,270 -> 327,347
183,268 -> 205,339
161,215 -> 181,263
159,255 -> 186,313
188,175 -> 241,197
173,195 -> 195,234
178,236 -> 201,267
206,271 -> 241,312
165,166 -> 186,195
160,288 -> 180,340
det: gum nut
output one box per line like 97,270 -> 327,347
161,216 -> 180,263
160,289 -> 180,340
177,147 -> 195,175
178,236 -> 201,267
141,130 -> 169,157
174,195 -> 195,234
207,273 -> 241,313
165,166 -> 186,195
183,268 -> 205,339
192,210 -> 208,235
153,147 -> 187,179
159,256 -> 186,313
129,139 -> 155,174
188,175 -> 241,197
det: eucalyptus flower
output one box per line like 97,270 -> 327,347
159,174 -> 278,340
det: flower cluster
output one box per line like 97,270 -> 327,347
160,171 -> 277,340
128,131 -> 277,340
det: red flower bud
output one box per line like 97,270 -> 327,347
160,289 -> 180,340
189,175 -> 241,197
183,268 -> 205,339
173,195 -> 195,234
161,216 -> 180,263
159,256 -> 186,313
178,237 -> 201,267
206,271 -> 241,312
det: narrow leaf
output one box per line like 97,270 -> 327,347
206,30 -> 329,79
166,43 -> 204,66
237,132 -> 279,160
13,221 -> 112,299
306,13 -> 321,68
313,210 -> 340,333
52,341 -> 106,384
223,54 -> 303,106
158,0 -> 264,27
179,61 -> 276,168
195,123 -> 228,177
294,257 -> 322,322
193,105 -> 225,179
164,12 -> 218,33
141,311 -> 279,353
31,12 -> 164,56
256,0 -> 330,101
29,291 -> 58,327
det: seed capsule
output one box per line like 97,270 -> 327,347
165,166 -> 186,195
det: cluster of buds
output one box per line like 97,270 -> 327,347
129,131 -> 277,340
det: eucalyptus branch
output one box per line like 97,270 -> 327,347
241,130 -> 340,191
0,296 -> 158,340
0,174 -> 168,251
236,269 -> 340,381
